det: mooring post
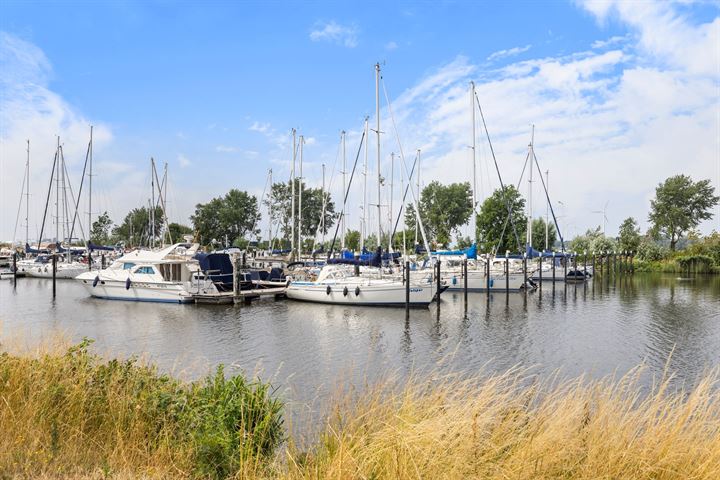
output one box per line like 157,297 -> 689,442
583,250 -> 587,276
572,253 -> 577,271
539,253 -> 543,289
630,252 -> 634,274
486,253 -> 491,293
552,251 -> 556,283
505,251 -> 509,294
101,253 -> 105,269
405,261 -> 410,311
12,252 -> 17,287
436,259 -> 441,304
232,254 -> 239,300
52,254 -> 57,298
522,252 -> 527,291
88,252 -> 92,271
463,258 -> 468,304
613,251 -> 617,275
242,252 -> 247,269
592,251 -> 596,276
563,253 -> 568,279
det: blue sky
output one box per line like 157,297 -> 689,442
1,0 -> 719,244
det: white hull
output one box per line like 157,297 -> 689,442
76,275 -> 194,303
286,278 -> 436,307
25,263 -> 89,279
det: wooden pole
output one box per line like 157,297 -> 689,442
552,252 -> 556,283
52,254 -> 57,298
522,253 -> 527,293
12,253 -> 17,287
405,261 -> 410,311
505,253 -> 509,294
463,258 -> 468,304
486,254 -> 491,292
539,254 -> 543,289
436,260 -> 441,304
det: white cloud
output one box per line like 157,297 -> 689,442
177,154 -> 191,168
487,44 -> 531,62
591,34 -> 629,49
215,145 -> 238,153
385,41 -> 398,51
309,20 -> 359,48
249,121 -> 271,133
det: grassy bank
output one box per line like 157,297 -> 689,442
1,340 -> 719,479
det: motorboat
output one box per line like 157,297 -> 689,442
75,243 -> 214,303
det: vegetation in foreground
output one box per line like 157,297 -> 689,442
1,340 -> 719,479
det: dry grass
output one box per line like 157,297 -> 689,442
1,336 -> 718,479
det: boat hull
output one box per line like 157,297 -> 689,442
76,275 -> 193,303
286,281 -> 436,307
25,264 -> 88,279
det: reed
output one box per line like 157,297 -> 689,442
1,338 -> 718,479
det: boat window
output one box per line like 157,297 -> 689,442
135,266 -> 155,274
123,262 -> 136,270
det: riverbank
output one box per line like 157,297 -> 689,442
1,339 -> 718,479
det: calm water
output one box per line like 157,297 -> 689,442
1,273 -> 719,426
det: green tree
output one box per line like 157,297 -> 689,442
416,181 -> 473,245
192,189 -> 260,247
618,217 -> 641,253
530,217 -> 557,251
648,175 -> 719,251
168,222 -> 193,243
112,206 -> 164,247
264,180 -> 336,242
476,186 -> 526,254
344,229 -> 361,251
569,227 -> 603,254
90,211 -> 113,245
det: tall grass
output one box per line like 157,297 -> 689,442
1,339 -> 718,479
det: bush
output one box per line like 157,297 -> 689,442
637,240 -> 667,261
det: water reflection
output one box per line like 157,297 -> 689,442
1,273 -> 719,413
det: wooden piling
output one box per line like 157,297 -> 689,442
505,254 -> 509,294
405,261 -> 410,312
522,253 -> 527,293
539,254 -> 543,289
101,253 -> 105,269
52,254 -> 57,298
436,260 -> 441,304
552,252 -> 556,282
463,258 -> 468,304
583,251 -> 587,276
12,253 -> 17,287
486,254 -> 491,292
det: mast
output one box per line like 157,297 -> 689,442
150,157 -> 155,248
298,135 -> 304,256
415,148 -> 420,246
470,81 -> 477,229
375,63 -> 382,247
290,128 -> 296,258
25,139 -> 30,247
341,130 -> 346,249
321,163 -> 326,246
88,126 -> 93,245
526,125 -> 534,250
56,137 -> 60,244
545,169 -> 549,250
401,154 -> 406,257
389,152 -> 394,253
268,168 -> 273,248
361,117 -> 369,251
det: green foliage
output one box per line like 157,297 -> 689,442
530,217 -> 557,251
264,180 -> 336,242
685,231 -> 720,265
192,189 -> 260,247
185,365 -> 284,479
417,181 -> 473,245
476,185 -> 526,254
168,222 -> 193,243
456,235 -> 472,249
344,229 -> 360,251
90,211 -> 113,245
618,217 -> 641,253
675,254 -> 715,274
648,175 -> 719,250
112,206 -> 164,246
569,227 -> 602,254
637,239 -> 667,262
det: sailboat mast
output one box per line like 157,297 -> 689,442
25,139 -> 30,247
151,157 -> 155,249
321,163 -> 326,246
415,148 -> 420,246
471,81 -> 477,219
545,170 -> 549,250
341,130 -> 346,249
298,135 -> 304,256
389,152 -> 394,253
88,126 -> 93,244
268,168 -> 273,247
401,156 -> 406,257
290,128 -> 296,258
375,63 -> 382,247
526,125 -> 534,249
56,137 -> 60,244
361,117 -> 369,251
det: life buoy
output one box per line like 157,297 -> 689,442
326,285 -> 332,295
93,276 -> 100,288
125,278 -> 131,290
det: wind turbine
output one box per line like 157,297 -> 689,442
591,201 -> 609,236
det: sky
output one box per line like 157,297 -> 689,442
1,0 -> 719,245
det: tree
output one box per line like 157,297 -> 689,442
112,206 -> 164,247
530,217 -> 557,251
192,189 -> 260,247
90,211 -> 113,245
264,180 -> 336,242
648,175 -> 719,250
476,186 -> 526,254
344,229 -> 360,251
417,181 -> 473,245
618,217 -> 641,253
169,222 -> 193,243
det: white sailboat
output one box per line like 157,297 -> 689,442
75,243 -> 212,303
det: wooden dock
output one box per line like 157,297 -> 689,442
192,287 -> 287,305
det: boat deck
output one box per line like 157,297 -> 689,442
192,287 -> 287,305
